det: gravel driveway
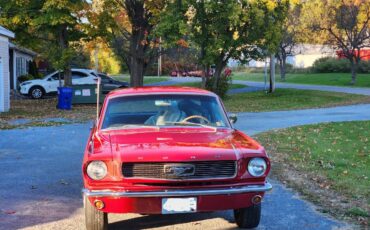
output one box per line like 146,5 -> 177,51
2,103 -> 367,229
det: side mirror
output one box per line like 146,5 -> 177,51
229,113 -> 237,124
47,78 -> 52,81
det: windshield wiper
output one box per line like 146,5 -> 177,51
165,121 -> 217,131
102,124 -> 160,131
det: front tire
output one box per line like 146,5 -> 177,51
84,195 -> 108,230
29,86 -> 44,99
234,203 -> 261,229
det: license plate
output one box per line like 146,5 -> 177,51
162,197 -> 197,214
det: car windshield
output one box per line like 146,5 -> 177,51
101,94 -> 229,129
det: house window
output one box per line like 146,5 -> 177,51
26,60 -> 30,73
16,57 -> 29,77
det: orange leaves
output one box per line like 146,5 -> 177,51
176,38 -> 189,48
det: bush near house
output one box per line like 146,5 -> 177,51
205,74 -> 232,99
312,57 -> 370,73
18,60 -> 43,83
17,73 -> 43,83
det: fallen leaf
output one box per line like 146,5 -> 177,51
60,179 -> 69,185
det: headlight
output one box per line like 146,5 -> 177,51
248,158 -> 267,177
86,161 -> 107,180
21,82 -> 32,86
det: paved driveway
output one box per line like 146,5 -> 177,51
2,103 -> 367,229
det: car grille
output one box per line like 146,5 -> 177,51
122,161 -> 237,180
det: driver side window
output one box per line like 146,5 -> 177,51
50,72 -> 64,80
72,71 -> 88,79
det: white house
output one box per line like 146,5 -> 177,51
0,26 -> 15,112
288,44 -> 336,68
232,44 -> 336,68
9,42 -> 37,90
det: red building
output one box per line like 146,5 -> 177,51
336,49 -> 370,61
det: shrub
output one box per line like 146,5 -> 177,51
312,57 -> 370,73
205,74 -> 232,99
18,74 -> 35,83
358,60 -> 370,73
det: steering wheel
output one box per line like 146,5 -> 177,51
181,115 -> 210,124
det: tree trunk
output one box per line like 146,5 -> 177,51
125,0 -> 154,87
350,60 -> 357,85
269,55 -> 276,93
64,67 -> 72,86
201,64 -> 207,88
277,51 -> 286,81
212,58 -> 227,91
129,58 -> 144,87
280,54 -> 286,81
57,26 -> 72,86
129,27 -> 145,87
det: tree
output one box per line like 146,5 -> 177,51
302,0 -> 370,84
0,0 -> 88,86
94,0 -> 184,87
275,3 -> 301,81
186,0 -> 289,92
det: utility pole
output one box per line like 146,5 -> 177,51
157,37 -> 162,77
94,45 -> 99,72
264,57 -> 268,92
269,54 -> 275,93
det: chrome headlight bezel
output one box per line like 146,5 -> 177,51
86,160 -> 107,180
248,158 -> 267,177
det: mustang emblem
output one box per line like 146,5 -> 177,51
164,164 -> 195,177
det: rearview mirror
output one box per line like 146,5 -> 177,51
229,113 -> 237,124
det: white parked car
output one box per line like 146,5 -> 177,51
20,68 -> 99,99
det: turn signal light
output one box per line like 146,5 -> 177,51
94,200 -> 105,209
251,195 -> 262,204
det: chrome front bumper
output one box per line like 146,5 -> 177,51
82,182 -> 272,198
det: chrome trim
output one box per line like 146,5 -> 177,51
82,182 -> 272,198
121,161 -> 238,181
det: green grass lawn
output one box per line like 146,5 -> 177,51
223,88 -> 370,112
176,81 -> 246,90
255,121 -> 370,222
111,74 -> 169,85
232,72 -> 370,87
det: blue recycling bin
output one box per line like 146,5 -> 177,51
57,87 -> 73,110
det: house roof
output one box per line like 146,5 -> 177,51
0,26 -> 15,38
9,42 -> 37,57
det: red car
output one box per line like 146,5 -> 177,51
82,86 -> 272,230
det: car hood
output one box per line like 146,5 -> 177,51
22,79 -> 45,85
104,128 -> 263,162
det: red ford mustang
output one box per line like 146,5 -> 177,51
82,86 -> 272,230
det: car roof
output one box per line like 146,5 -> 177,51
71,68 -> 96,73
106,86 -> 217,98
46,68 -> 95,75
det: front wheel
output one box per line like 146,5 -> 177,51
29,86 -> 44,99
234,203 -> 261,229
84,195 -> 108,230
